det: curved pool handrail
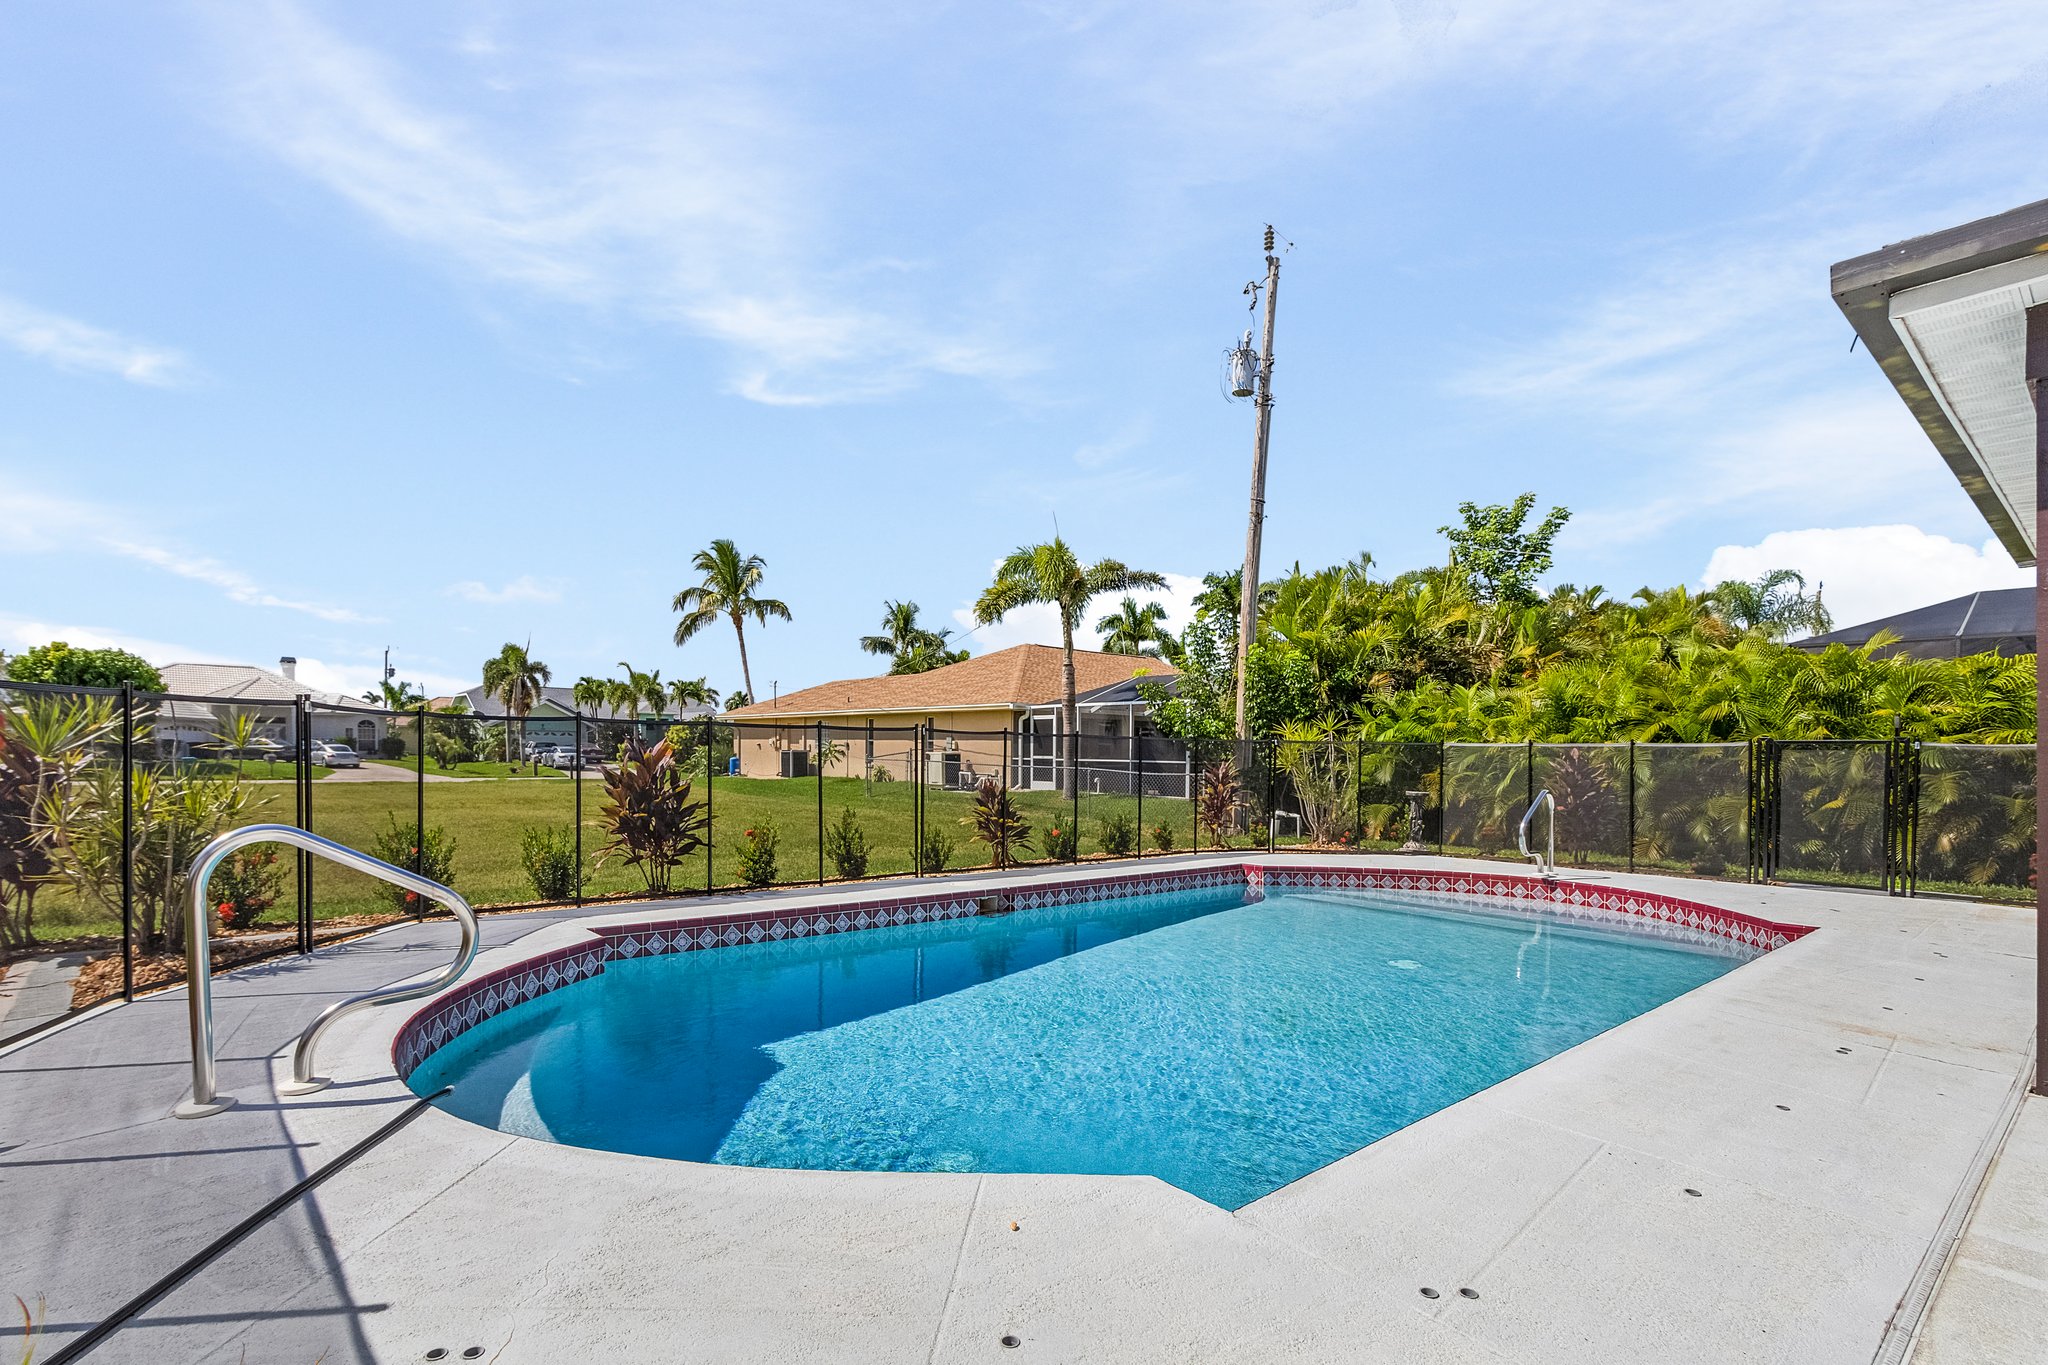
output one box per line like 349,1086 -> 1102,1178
175,823 -> 477,1119
1518,790 -> 1557,879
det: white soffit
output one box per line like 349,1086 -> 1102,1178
1889,253 -> 2048,557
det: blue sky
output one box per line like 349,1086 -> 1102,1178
3,1 -> 2045,702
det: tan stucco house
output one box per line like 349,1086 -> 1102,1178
720,644 -> 1177,790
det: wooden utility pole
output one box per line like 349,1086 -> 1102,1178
1233,226 -> 1281,739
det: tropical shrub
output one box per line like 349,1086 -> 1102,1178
377,736 -> 407,759
824,808 -> 870,879
210,847 -> 286,930
519,827 -> 578,901
1150,822 -> 1175,852
1042,822 -> 1077,861
737,822 -> 780,887
1097,812 -> 1137,856
1198,759 -> 1244,848
962,777 -> 1032,868
369,818 -> 458,914
916,827 -> 956,874
595,738 -> 707,895
0,707 -> 65,952
45,761 -> 259,953
869,764 -> 894,783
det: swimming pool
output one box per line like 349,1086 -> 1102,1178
404,868 -> 1790,1208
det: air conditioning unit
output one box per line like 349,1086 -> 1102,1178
780,749 -> 811,778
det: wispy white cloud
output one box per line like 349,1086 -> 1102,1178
1701,526 -> 2029,630
197,1 -> 1027,404
0,480 -> 373,623
444,575 -> 562,605
0,293 -> 192,386
1073,416 -> 1152,470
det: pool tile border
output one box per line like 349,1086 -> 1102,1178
393,862 -> 1813,1079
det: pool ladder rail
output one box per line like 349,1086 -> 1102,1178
1518,789 -> 1557,879
174,823 -> 478,1119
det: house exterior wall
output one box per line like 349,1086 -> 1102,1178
732,707 -> 1017,784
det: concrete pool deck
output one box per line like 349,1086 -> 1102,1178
0,855 -> 2035,1363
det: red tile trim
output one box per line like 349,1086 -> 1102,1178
392,862 -> 1810,1079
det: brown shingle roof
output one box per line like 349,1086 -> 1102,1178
721,644 -> 1176,720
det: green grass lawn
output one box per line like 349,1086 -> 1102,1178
364,758 -> 570,780
26,769 -> 2025,947
188,758 -> 335,781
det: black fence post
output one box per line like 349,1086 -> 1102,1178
1352,742 -> 1364,848
1264,740 -> 1275,851
573,710 -> 584,907
816,720 -> 826,886
414,706 -> 426,881
299,698 -> 314,951
704,718 -> 716,894
1436,739 -> 1447,855
120,683 -> 133,1002
1132,730 -> 1142,860
1073,724 -> 1089,863
1627,739 -> 1637,875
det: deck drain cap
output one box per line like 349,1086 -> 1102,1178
1419,1287 -> 1440,1299
1683,1188 -> 1703,1197
461,1352 -> 486,1361
1001,1334 -> 1021,1348
424,1353 -> 448,1362
1459,1288 -> 1479,1300
1774,1104 -> 1790,1111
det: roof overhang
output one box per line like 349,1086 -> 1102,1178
1832,199 -> 2048,566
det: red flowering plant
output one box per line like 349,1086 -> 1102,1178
1042,821 -> 1078,861
210,848 -> 285,931
369,816 -> 457,913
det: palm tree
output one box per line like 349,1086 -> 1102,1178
362,678 -> 424,711
666,676 -> 719,711
672,539 -> 791,704
975,537 -> 1164,796
862,600 -> 967,674
613,663 -> 667,722
1095,595 -> 1173,658
1711,569 -> 1833,639
571,676 -> 611,715
481,642 -> 550,766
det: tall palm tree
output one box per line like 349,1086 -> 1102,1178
362,679 -> 423,711
672,539 -> 791,704
861,600 -> 967,674
571,676 -> 611,715
666,676 -> 719,711
613,663 -> 667,722
975,537 -> 1164,796
1095,595 -> 1173,658
481,642 -> 550,765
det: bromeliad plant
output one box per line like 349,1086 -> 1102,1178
961,777 -> 1032,869
595,738 -> 707,896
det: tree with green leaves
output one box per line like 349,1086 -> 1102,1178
974,537 -> 1164,796
1710,569 -> 1833,639
860,600 -> 967,674
666,676 -> 719,711
1440,494 -> 1571,605
1095,595 -> 1174,658
673,539 -> 791,705
571,676 -> 611,714
362,679 -> 424,710
481,642 -> 551,766
5,641 -> 163,691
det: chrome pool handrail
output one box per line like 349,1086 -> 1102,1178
1518,790 -> 1557,879
175,823 -> 477,1119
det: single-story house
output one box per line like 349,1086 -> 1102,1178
719,644 -> 1179,792
1793,588 -> 2034,659
155,658 -> 387,758
1830,196 -> 2047,1090
447,685 -> 717,758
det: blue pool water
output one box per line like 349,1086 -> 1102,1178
412,886 -> 1742,1208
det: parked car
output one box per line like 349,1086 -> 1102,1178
311,742 -> 362,769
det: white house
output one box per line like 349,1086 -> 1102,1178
154,657 -> 387,759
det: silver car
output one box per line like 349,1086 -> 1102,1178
311,742 -> 362,769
